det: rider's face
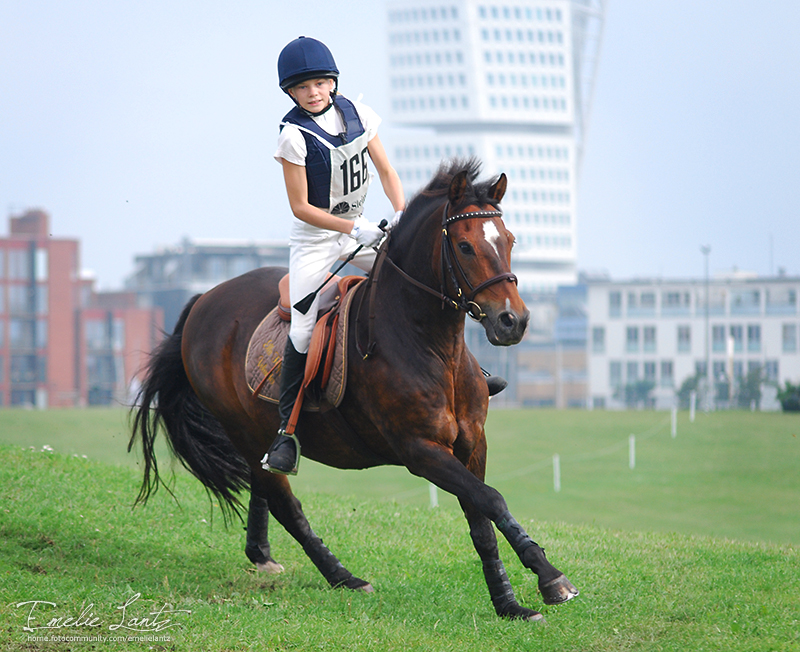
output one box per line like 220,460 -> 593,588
288,78 -> 335,114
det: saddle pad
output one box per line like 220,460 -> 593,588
244,286 -> 360,410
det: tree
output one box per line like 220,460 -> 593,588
614,380 -> 655,409
736,367 -> 762,410
777,381 -> 800,412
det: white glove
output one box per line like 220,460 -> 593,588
389,210 -> 403,229
349,216 -> 384,247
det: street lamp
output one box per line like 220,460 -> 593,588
701,245 -> 711,411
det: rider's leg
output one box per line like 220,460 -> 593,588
264,232 -> 377,475
263,336 -> 307,474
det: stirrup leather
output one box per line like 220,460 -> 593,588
261,430 -> 301,476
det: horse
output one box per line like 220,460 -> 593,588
130,159 -> 579,622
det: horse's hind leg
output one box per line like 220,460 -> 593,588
245,474 -> 285,574
252,471 -> 373,592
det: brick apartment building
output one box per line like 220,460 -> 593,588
0,210 -> 163,407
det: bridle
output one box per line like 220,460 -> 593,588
439,201 -> 518,321
356,201 -> 518,358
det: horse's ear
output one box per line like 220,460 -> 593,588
488,173 -> 508,203
448,170 -> 469,205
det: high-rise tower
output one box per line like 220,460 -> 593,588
386,0 -> 605,293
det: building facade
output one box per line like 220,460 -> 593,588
587,274 -> 800,410
0,210 -> 162,407
386,0 -> 605,293
125,238 -> 289,331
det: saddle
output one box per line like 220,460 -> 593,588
245,274 -> 365,432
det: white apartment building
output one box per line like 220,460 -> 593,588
386,0 -> 605,293
587,274 -> 800,410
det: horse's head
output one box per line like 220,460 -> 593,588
441,169 -> 530,346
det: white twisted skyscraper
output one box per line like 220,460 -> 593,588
386,0 -> 605,293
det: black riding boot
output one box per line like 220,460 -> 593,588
482,368 -> 508,397
263,339 -> 307,475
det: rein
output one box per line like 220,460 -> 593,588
356,202 -> 518,359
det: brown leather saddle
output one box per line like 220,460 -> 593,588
245,274 -> 365,432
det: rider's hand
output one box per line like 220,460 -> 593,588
349,216 -> 384,247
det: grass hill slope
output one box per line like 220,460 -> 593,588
0,445 -> 797,651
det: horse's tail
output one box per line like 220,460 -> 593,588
129,294 -> 250,522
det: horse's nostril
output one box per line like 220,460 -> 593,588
500,312 -> 516,329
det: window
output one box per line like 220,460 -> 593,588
641,292 -> 656,313
9,319 -> 33,349
677,325 -> 691,353
663,291 -> 690,313
8,249 -> 30,280
626,361 -> 638,382
783,323 -> 797,352
747,324 -> 761,353
626,326 -> 639,352
9,286 -> 28,314
713,361 -> 727,381
731,289 -> 761,315
592,326 -> 605,353
712,324 -> 726,352
644,362 -> 656,382
765,360 -> 779,382
609,361 -> 622,387
730,325 -> 743,352
660,361 -> 674,386
643,326 -> 656,352
609,291 -> 621,317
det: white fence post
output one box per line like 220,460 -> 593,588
671,406 -> 677,439
629,435 -> 636,470
553,454 -> 561,493
429,483 -> 439,508
690,390 -> 697,422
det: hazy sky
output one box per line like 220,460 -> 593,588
1,1 -> 798,289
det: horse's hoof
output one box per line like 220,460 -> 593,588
256,560 -> 285,574
336,576 -> 374,592
539,574 -> 579,605
500,605 -> 545,622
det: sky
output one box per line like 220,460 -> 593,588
1,0 -> 799,290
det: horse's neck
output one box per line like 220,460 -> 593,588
376,248 -> 467,363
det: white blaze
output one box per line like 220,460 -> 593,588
482,221 -> 502,257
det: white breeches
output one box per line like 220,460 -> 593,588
288,224 -> 376,354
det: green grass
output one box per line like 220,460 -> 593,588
1,407 -> 798,545
0,445 -> 798,651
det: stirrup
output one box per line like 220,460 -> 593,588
260,430 -> 301,476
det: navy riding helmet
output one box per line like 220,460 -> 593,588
278,36 -> 339,93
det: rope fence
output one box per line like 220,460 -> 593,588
395,409 -> 678,507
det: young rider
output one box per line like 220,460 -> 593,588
263,36 -> 405,475
264,36 -> 508,476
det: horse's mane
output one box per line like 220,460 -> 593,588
391,158 -> 502,244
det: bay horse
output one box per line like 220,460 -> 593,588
130,159 -> 578,621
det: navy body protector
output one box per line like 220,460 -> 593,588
280,96 -> 365,211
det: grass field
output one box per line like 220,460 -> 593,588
1,444 -> 798,651
0,407 -> 798,545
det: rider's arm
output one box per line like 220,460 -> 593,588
367,134 -> 405,213
281,158 -> 358,234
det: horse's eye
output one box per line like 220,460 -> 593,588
458,242 -> 474,255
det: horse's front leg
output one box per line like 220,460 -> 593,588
403,439 -> 578,606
